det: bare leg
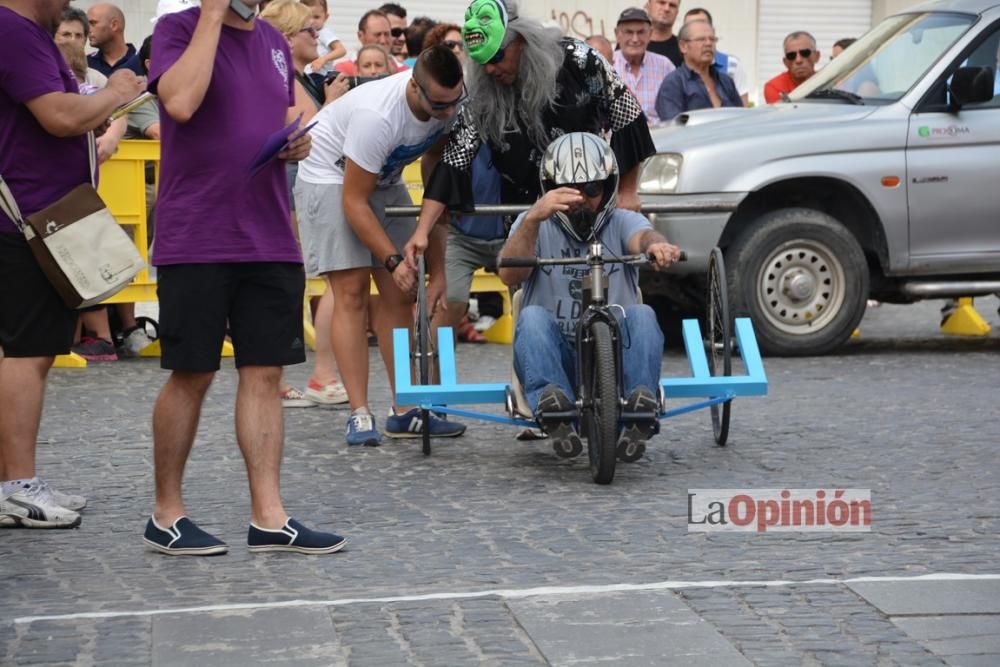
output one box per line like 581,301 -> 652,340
152,370 -> 214,525
80,309 -> 113,341
371,268 -> 414,412
0,356 -> 54,481
235,365 -> 288,528
328,268 -> 372,411
310,287 -> 339,385
116,303 -> 138,331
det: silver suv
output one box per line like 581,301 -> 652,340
639,0 -> 1000,355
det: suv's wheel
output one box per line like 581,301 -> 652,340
726,208 -> 869,356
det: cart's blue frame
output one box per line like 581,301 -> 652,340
393,317 -> 767,427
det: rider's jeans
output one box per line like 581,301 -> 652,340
514,304 -> 665,414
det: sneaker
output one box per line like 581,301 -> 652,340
304,378 -> 349,405
617,386 -> 660,463
536,385 -> 582,459
143,516 -> 228,556
0,481 -> 81,528
280,386 -> 316,408
36,478 -> 87,512
346,411 -> 382,446
247,518 -> 346,554
72,336 -> 118,362
119,327 -> 153,358
384,408 -> 467,438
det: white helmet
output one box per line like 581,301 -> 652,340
539,132 -> 619,243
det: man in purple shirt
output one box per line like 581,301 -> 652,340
142,0 -> 346,556
0,0 -> 143,529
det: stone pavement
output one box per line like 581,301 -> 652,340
1,298 -> 999,666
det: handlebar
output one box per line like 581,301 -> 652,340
498,251 -> 686,269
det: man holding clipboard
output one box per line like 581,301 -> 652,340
142,0 -> 346,556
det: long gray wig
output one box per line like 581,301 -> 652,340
465,0 -> 565,151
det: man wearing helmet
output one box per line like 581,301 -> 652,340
498,133 -> 681,460
402,0 -> 654,264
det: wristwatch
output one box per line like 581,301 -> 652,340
384,254 -> 404,273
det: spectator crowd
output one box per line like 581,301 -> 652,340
0,0 -> 852,551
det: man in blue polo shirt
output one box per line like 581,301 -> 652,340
86,3 -> 143,76
655,18 -> 742,121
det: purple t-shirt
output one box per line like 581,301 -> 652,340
149,9 -> 301,265
0,8 -> 89,235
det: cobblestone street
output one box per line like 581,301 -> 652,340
2,298 -> 998,666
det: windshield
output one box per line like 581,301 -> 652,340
790,12 -> 975,103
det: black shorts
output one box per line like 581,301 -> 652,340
0,232 -> 77,357
157,262 -> 306,372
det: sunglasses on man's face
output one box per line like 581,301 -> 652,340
391,27 -> 405,38
486,46 -> 506,65
417,81 -> 468,111
442,40 -> 466,52
785,48 -> 813,61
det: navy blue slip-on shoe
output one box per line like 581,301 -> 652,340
143,516 -> 228,556
247,518 -> 347,554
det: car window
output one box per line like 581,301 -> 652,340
792,12 -> 974,103
922,23 -> 1000,111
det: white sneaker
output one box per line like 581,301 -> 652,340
0,481 -> 81,528
36,478 -> 87,512
304,380 -> 349,405
119,327 -> 154,358
280,386 -> 316,408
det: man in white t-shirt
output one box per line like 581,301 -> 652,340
295,45 -> 467,447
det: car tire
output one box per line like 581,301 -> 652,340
726,208 -> 869,356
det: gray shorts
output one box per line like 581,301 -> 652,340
444,227 -> 506,304
294,180 -> 416,276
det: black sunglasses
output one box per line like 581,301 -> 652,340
416,80 -> 468,111
442,39 -> 465,51
572,181 -> 603,197
391,27 -> 405,38
785,48 -> 813,61
486,46 -> 505,65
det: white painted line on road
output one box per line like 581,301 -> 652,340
14,572 -> 1000,625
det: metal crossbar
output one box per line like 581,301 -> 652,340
384,201 -> 738,218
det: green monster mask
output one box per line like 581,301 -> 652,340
462,0 -> 509,65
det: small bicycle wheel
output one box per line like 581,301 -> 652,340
706,247 -> 733,446
583,320 -> 619,484
415,255 -> 432,456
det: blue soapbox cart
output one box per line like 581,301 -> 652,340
393,246 -> 768,484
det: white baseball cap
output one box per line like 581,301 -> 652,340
151,0 -> 200,24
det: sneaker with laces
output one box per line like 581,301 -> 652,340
384,408 -> 467,438
143,516 -> 228,555
346,411 -> 382,446
535,385 -> 583,458
119,327 -> 153,358
617,386 -> 660,463
36,478 -> 87,512
72,336 -> 118,361
0,481 -> 81,528
247,518 -> 346,554
280,386 -> 316,408
304,378 -> 349,405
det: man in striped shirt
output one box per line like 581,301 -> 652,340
612,7 -> 675,125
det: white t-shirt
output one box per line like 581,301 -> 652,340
299,70 -> 454,187
310,25 -> 340,75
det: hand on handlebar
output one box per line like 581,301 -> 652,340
646,241 -> 683,271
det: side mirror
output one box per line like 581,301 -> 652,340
949,66 -> 994,111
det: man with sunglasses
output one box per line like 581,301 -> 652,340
764,31 -> 820,103
379,3 -> 408,66
295,45 -> 467,446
